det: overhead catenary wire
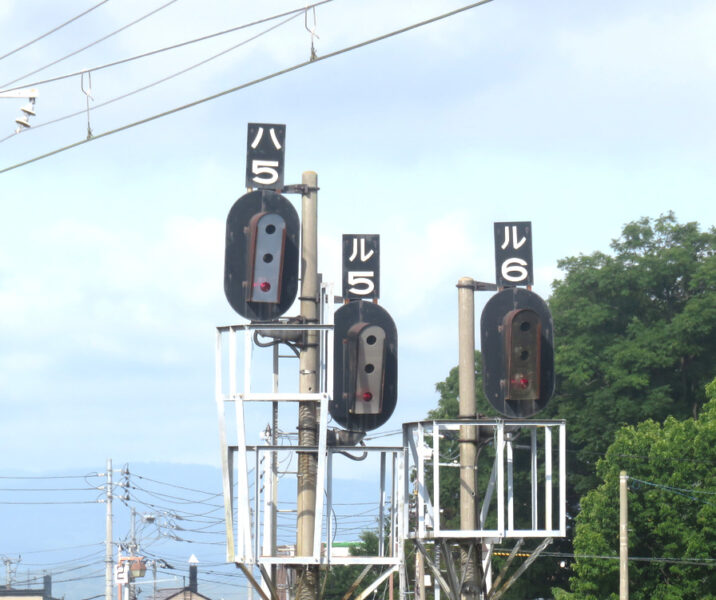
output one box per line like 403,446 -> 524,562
0,0 -> 112,63
0,0 -> 497,175
1,0 -> 183,89
0,11 -> 302,145
0,0 -> 336,94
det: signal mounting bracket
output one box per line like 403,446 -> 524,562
280,184 -> 320,195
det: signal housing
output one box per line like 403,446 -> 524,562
224,190 -> 299,321
481,287 -> 554,418
331,301 -> 397,432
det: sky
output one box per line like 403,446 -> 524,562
1,0 -> 715,596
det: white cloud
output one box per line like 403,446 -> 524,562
381,210 -> 487,315
559,3 -> 716,86
2,0 -> 715,477
0,216 -> 224,355
0,352 -> 52,381
0,1 -> 14,20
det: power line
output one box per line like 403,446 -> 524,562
50,571 -> 106,584
12,558 -> 107,585
0,473 -> 100,479
0,0 -> 112,63
13,550 -> 105,567
126,486 -> 226,515
1,0 -> 183,88
363,429 -> 402,441
0,0 -> 336,94
0,487 -> 100,491
539,551 -> 716,567
0,500 -> 100,505
131,473 -> 226,496
7,542 -> 104,555
128,482 -> 224,506
0,0 -> 497,175
629,476 -> 715,495
125,496 -> 225,522
570,446 -> 713,466
629,476 -> 716,506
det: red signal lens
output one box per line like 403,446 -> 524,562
361,392 -> 373,402
259,281 -> 271,292
511,377 -> 529,389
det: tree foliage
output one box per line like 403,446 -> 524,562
548,213 -> 716,495
554,378 -> 716,600
428,214 -> 716,599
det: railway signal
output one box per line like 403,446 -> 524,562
331,301 -> 398,432
480,287 -> 554,417
224,190 -> 299,321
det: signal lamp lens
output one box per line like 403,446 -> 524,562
260,281 -> 271,292
361,392 -> 373,402
511,377 -> 529,389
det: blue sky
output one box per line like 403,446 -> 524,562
1,0 -> 715,478
2,1 -> 715,599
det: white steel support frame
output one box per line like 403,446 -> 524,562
256,444 -> 405,567
404,419 -> 567,540
405,419 -> 565,600
216,330 -> 332,562
216,284 -> 406,593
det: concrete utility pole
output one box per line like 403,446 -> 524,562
105,459 -> 114,600
296,171 -> 319,600
130,507 -> 138,555
152,560 -> 157,600
619,471 -> 629,600
457,278 -> 479,599
129,508 -> 138,600
3,556 -> 15,587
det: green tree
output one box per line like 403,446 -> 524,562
548,213 -> 716,496
428,214 -> 716,598
555,378 -> 716,600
